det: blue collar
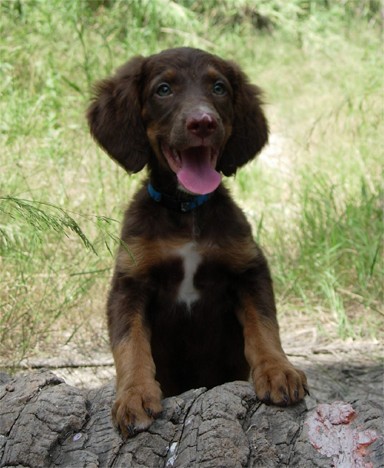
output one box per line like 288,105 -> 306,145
147,183 -> 212,213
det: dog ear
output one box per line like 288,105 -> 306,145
87,57 -> 150,173
218,63 -> 269,176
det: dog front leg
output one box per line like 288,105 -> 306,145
109,290 -> 162,438
237,295 -> 309,406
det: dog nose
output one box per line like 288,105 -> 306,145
186,112 -> 218,138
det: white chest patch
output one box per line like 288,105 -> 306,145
175,242 -> 201,307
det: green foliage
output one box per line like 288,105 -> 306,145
1,0 -> 383,361
272,178 -> 382,337
0,197 -> 95,254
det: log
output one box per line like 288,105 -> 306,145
0,370 -> 382,467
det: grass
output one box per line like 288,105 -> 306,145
274,178 -> 382,337
1,0 -> 383,364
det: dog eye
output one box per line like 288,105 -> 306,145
212,81 -> 227,96
155,83 -> 173,97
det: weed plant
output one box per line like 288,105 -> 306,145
1,0 -> 382,363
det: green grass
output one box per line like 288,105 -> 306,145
1,0 -> 383,363
273,177 -> 382,337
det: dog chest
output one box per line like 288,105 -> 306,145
117,236 -> 246,309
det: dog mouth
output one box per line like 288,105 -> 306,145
161,143 -> 222,195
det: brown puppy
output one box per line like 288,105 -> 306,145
87,47 -> 308,438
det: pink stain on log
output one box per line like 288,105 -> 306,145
306,402 -> 379,467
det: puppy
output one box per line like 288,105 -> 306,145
87,47 -> 308,438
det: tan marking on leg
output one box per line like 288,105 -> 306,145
112,314 -> 162,438
237,296 -> 308,406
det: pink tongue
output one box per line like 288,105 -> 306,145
177,148 -> 221,195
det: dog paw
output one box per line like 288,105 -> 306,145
252,360 -> 309,406
112,381 -> 163,438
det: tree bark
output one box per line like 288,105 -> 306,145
0,370 -> 382,467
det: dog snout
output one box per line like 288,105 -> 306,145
186,112 -> 218,139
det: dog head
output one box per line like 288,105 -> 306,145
87,47 -> 269,194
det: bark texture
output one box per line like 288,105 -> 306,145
0,370 -> 382,467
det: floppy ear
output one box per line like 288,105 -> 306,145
218,63 -> 269,176
87,57 -> 150,173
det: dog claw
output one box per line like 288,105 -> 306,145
145,407 -> 160,418
261,391 -> 271,404
281,393 -> 289,406
126,424 -> 136,437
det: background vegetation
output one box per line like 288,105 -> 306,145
1,0 -> 383,365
